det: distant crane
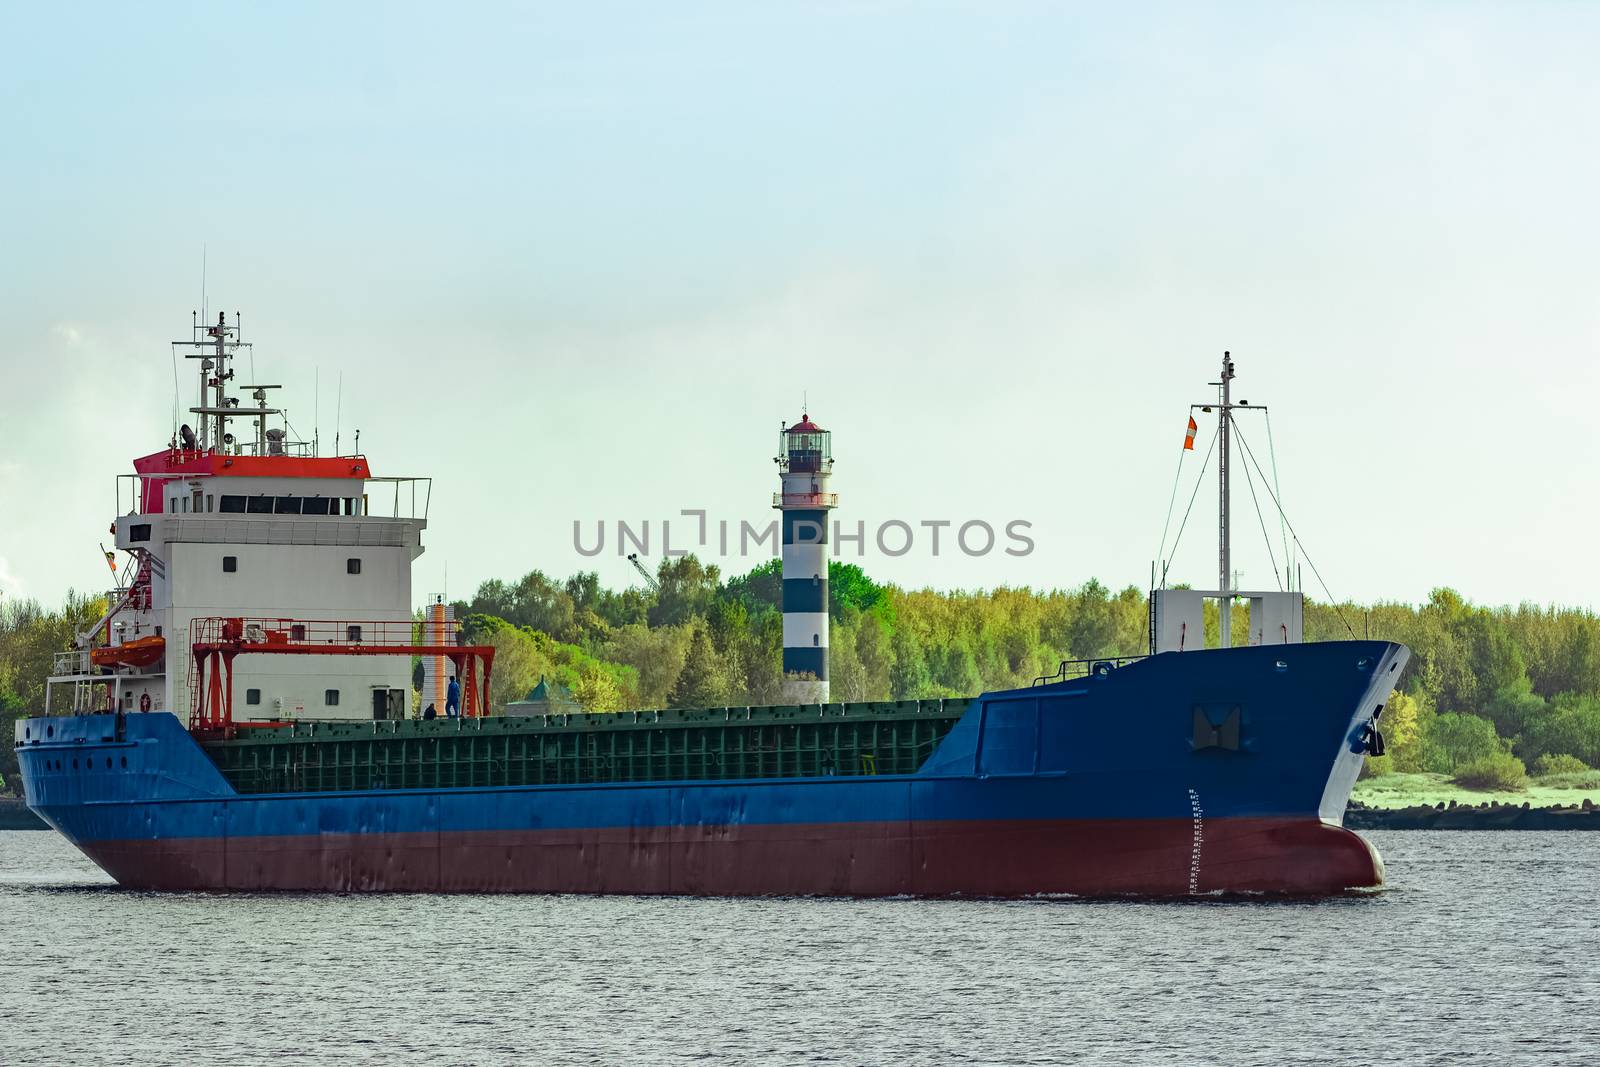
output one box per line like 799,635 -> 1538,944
627,553 -> 660,592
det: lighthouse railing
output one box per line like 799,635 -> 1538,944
773,491 -> 839,507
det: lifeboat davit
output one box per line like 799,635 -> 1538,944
90,635 -> 165,670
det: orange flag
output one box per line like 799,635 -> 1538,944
1183,416 -> 1198,451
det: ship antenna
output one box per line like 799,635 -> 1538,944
172,324 -> 183,443
335,371 -> 343,456
1217,351 -> 1235,647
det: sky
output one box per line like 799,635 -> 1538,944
1,2 -> 1597,611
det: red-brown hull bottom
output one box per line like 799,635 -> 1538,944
77,817 -> 1383,897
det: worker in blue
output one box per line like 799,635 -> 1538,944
446,675 -> 462,718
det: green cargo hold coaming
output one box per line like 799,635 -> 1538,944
204,699 -> 974,794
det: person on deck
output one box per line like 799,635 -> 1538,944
446,676 -> 461,718
422,703 -> 437,721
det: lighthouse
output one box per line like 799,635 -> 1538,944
775,414 -> 837,704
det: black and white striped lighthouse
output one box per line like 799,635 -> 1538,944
775,414 -> 837,704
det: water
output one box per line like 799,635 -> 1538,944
1,830 -> 1596,1066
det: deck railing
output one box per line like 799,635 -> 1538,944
1031,656 -> 1146,686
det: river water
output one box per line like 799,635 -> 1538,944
1,829 -> 1595,1065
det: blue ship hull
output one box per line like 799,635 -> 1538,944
14,641 -> 1407,896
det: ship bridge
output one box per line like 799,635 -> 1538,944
43,311 -> 432,727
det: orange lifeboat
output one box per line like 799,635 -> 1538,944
90,635 -> 166,670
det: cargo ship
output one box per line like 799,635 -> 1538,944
13,322 -> 1406,895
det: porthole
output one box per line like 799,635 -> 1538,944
72,758 -> 79,770
47,725 -> 54,738
23,726 -> 29,739
106,757 -> 113,769
120,757 -> 128,768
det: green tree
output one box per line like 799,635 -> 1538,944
604,623 -> 692,708
889,624 -> 932,698
1423,712 -> 1507,774
1381,689 -> 1430,774
854,612 -> 894,700
650,555 -> 721,628
670,625 -> 731,708
573,668 -> 624,712
1521,693 -> 1600,768
829,562 -> 885,619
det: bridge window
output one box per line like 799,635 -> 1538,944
325,689 -> 341,706
346,625 -> 362,642
129,524 -> 152,542
246,496 -> 273,514
219,496 -> 246,513
302,497 -> 331,516
291,624 -> 307,641
347,558 -> 361,575
223,556 -> 237,573
275,496 -> 302,514
246,689 -> 261,705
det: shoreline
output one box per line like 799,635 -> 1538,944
1346,799 -> 1600,830
0,798 -> 46,830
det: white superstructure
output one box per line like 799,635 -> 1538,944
48,313 -> 429,723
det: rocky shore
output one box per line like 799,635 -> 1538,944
1346,798 -> 1600,830
0,798 -> 47,830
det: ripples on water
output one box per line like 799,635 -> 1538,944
1,830 -> 1596,1065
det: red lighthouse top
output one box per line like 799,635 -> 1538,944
777,412 -> 831,475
